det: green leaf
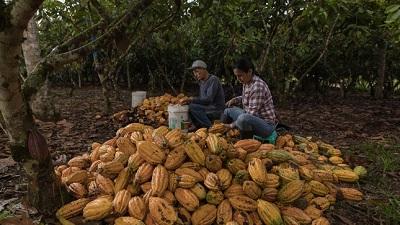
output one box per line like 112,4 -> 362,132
385,5 -> 400,14
386,9 -> 400,23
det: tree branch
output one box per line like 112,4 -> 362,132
293,15 -> 340,92
22,0 -> 155,102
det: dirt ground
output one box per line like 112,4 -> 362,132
0,87 -> 399,224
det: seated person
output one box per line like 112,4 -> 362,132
222,57 -> 277,139
182,60 -> 225,131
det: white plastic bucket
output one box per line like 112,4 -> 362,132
131,91 -> 147,108
168,104 -> 189,132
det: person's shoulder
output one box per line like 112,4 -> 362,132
210,74 -> 222,82
253,75 -> 269,89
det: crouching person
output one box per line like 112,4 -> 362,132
223,57 -> 277,139
181,60 -> 225,132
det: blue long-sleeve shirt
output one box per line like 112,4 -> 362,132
192,75 -> 225,110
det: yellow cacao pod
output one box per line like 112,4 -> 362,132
206,134 -> 222,154
117,136 -> 136,156
332,169 -> 359,182
257,200 -> 283,225
83,195 -> 113,221
247,158 -> 267,186
114,217 -> 145,225
204,172 -> 221,191
114,168 -> 131,193
208,123 -> 227,134
310,197 -> 330,211
177,174 -> 198,188
216,169 -> 232,190
62,170 -> 88,185
224,184 -> 245,198
190,183 -> 207,200
134,162 -> 154,184
185,140 -> 206,166
165,128 -> 184,148
68,156 -> 90,169
137,141 -> 166,165
312,217 -> 330,225
127,152 -> 145,172
175,167 -> 204,182
227,159 -> 247,175
68,183 -> 87,199
96,174 -> 114,195
128,196 -> 146,220
151,165 -> 169,196
278,180 -> 305,204
113,189 -> 131,215
309,180 -> 330,196
56,198 -> 91,219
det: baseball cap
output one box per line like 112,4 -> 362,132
188,60 -> 207,70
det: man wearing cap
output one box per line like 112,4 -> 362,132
182,60 -> 225,131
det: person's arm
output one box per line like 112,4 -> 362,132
191,77 -> 220,105
246,83 -> 268,116
226,96 -> 242,107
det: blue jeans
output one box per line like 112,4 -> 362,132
189,103 -> 222,128
223,107 -> 275,137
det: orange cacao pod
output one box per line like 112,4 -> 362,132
205,155 -> 223,173
148,197 -> 178,225
242,181 -> 262,200
164,145 -> 187,170
175,188 -> 200,212
128,196 -> 146,220
216,199 -> 233,225
134,162 -> 154,184
151,165 -> 169,196
228,195 -> 257,211
191,204 -> 217,225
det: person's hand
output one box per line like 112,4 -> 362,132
225,99 -> 235,107
179,97 -> 192,105
223,123 -> 235,129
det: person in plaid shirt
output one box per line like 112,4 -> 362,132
222,57 -> 277,139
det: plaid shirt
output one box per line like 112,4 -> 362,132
232,75 -> 277,124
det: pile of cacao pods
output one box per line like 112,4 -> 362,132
134,93 -> 189,126
55,122 -> 365,225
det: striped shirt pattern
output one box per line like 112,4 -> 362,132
232,75 -> 277,124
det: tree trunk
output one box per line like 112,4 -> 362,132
96,60 -> 112,114
0,0 -> 63,215
375,42 -> 386,99
22,17 -> 41,74
127,61 -> 131,90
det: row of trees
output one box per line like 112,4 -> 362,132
0,0 -> 399,214
40,0 -> 400,101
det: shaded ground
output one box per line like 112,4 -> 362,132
0,87 -> 399,224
